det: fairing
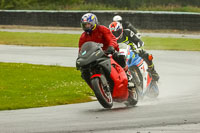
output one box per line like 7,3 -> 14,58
109,58 -> 129,100
77,42 -> 104,67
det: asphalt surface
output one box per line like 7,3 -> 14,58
0,45 -> 200,133
0,45 -> 77,67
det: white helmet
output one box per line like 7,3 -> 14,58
109,21 -> 123,40
113,15 -> 122,22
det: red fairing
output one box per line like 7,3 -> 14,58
146,73 -> 152,88
109,58 -> 129,100
79,25 -> 119,52
90,74 -> 102,79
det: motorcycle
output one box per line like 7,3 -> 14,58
118,43 -> 159,99
76,41 -> 138,108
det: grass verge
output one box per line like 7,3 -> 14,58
0,31 -> 80,47
0,62 -> 93,110
0,31 -> 200,51
143,37 -> 200,51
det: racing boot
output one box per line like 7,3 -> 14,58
148,64 -> 160,81
140,52 -> 160,81
124,65 -> 134,88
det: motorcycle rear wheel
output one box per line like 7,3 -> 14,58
91,77 -> 113,109
146,81 -> 159,98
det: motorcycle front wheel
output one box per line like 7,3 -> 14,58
91,77 -> 113,109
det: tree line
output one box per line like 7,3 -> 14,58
86,0 -> 200,9
0,0 -> 199,10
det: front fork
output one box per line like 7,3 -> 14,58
90,70 -> 110,93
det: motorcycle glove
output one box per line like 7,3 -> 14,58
106,46 -> 115,54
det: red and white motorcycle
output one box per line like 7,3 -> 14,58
119,43 -> 159,99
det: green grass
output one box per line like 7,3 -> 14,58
0,31 -> 80,47
143,37 -> 200,51
0,62 -> 93,110
0,31 -> 200,51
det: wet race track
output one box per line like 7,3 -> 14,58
0,44 -> 200,133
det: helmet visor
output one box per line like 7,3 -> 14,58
112,29 -> 122,38
81,22 -> 92,31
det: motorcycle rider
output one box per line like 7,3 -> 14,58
109,21 -> 160,81
78,13 -> 134,87
113,15 -> 141,38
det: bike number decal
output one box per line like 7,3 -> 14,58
138,61 -> 149,93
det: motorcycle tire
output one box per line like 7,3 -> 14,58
91,77 -> 113,109
129,66 -> 144,99
146,81 -> 159,98
125,88 -> 138,107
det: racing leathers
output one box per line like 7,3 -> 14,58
117,29 -> 160,81
122,21 -> 138,34
120,21 -> 141,39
